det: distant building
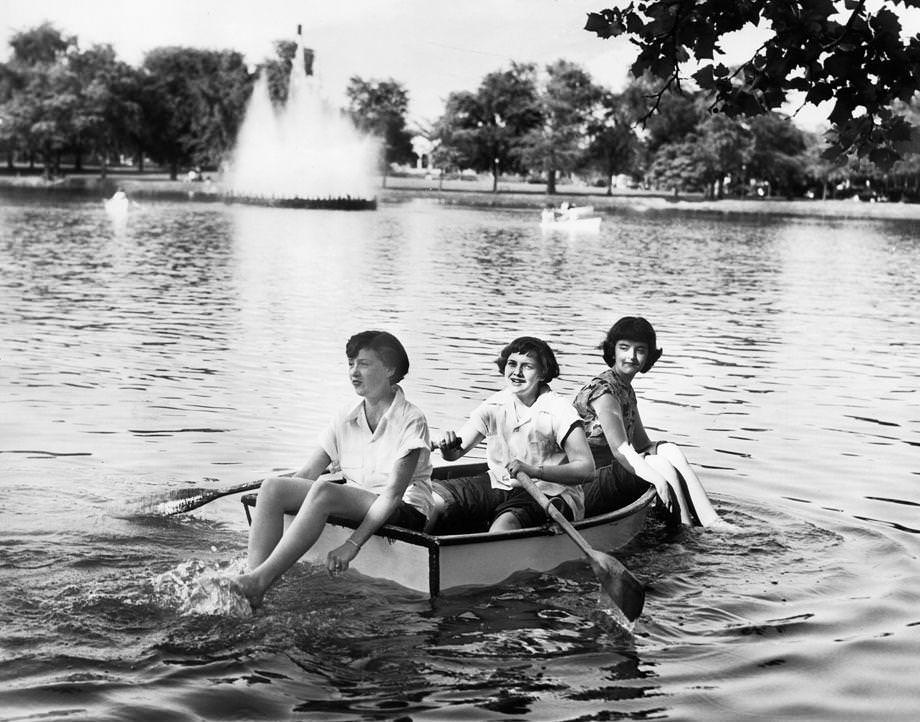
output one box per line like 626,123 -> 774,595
410,136 -> 436,171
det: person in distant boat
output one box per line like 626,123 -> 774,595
231,331 -> 434,608
110,188 -> 127,202
429,336 -> 595,533
574,317 -> 722,527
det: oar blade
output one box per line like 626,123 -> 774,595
114,487 -> 216,518
514,470 -> 646,624
591,552 -> 646,622
148,489 -> 218,516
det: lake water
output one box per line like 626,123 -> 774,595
1,194 -> 918,721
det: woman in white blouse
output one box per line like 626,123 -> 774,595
232,330 -> 433,608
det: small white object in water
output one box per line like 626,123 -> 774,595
104,192 -> 130,216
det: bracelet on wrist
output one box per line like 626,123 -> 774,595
345,538 -> 361,550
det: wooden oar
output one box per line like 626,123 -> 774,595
515,471 -> 645,622
118,478 -> 268,517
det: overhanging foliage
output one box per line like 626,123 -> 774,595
585,0 -> 920,167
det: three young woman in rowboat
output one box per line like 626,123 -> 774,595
573,316 -> 722,527
430,336 -> 595,533
231,331 -> 434,607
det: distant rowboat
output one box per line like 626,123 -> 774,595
540,205 -> 602,232
241,462 -> 655,597
540,215 -> 602,232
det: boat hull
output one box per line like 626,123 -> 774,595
241,463 -> 654,596
540,216 -> 602,232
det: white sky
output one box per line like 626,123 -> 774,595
2,0 -> 919,132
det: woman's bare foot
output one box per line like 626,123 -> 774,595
229,573 -> 265,610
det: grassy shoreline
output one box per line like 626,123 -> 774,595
4,171 -> 920,221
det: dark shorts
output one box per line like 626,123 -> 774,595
386,501 -> 426,531
583,463 -> 651,517
432,473 -> 574,533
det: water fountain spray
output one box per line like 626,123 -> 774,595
224,26 -> 378,209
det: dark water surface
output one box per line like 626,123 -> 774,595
1,196 -> 918,721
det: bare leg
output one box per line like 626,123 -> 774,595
489,511 -> 522,533
645,454 -> 695,526
654,443 -> 722,527
234,480 -> 376,606
247,476 -> 314,569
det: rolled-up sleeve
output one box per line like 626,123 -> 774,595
317,420 -> 339,462
552,399 -> 582,447
468,400 -> 493,438
394,413 -> 430,459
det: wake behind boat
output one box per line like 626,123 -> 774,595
240,462 -> 655,597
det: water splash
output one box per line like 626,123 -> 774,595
226,39 -> 377,201
151,558 -> 252,617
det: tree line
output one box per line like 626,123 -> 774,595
4,21 -> 920,200
431,59 -> 920,201
0,23 -> 413,182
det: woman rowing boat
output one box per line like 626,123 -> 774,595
429,336 -> 595,533
231,331 -> 434,608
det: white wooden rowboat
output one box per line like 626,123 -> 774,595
540,205 -> 602,231
540,215 -> 602,232
240,463 -> 655,597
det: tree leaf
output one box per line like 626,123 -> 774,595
692,65 -> 715,90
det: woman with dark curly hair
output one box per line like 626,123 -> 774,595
430,336 -> 595,533
574,317 -> 721,527
232,330 -> 434,607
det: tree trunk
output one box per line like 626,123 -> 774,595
606,174 -> 613,196
546,168 -> 557,195
169,159 -> 178,181
41,146 -> 54,179
492,158 -> 499,193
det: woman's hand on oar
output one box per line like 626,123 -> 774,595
514,470 -> 645,623
429,434 -> 463,455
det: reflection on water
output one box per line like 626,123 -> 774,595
1,196 -> 919,720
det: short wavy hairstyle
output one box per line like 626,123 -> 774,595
495,336 -> 560,382
600,317 -> 663,373
345,330 -> 410,384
